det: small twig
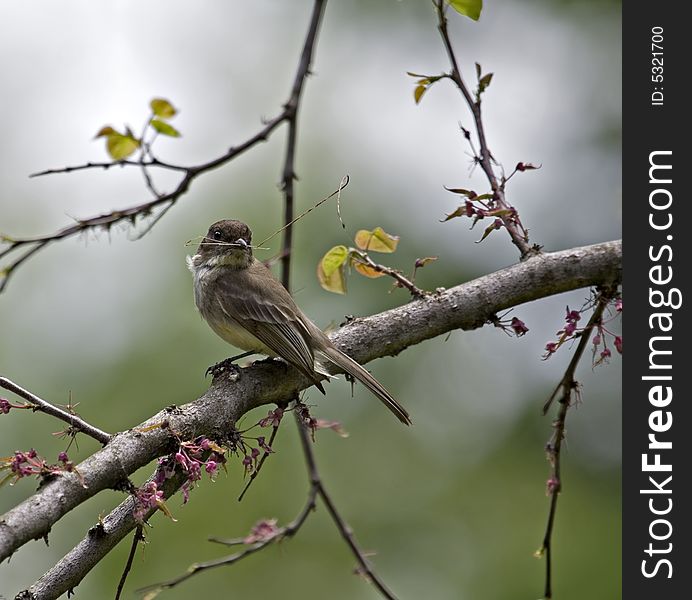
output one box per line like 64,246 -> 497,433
351,250 -> 427,299
293,411 -> 399,599
114,525 -> 144,600
538,287 -> 616,599
0,2 -> 328,296
28,158 -> 187,178
274,0 -> 327,288
237,419 -> 281,502
140,484 -> 318,594
0,376 -> 111,445
433,1 -> 536,259
130,199 -> 175,241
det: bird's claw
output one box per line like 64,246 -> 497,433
205,358 -> 241,379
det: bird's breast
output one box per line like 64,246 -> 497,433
189,261 -> 274,355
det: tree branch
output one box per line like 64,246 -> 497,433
293,412 -> 399,599
0,377 -> 111,445
279,0 -> 326,289
2,240 -> 621,595
0,2 -> 327,296
434,0 -> 536,259
538,288 -> 616,599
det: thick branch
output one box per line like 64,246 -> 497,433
1,240 -> 621,574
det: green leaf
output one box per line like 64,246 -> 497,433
414,84 -> 428,104
320,245 -> 349,276
448,0 -> 482,21
317,245 -> 349,294
354,227 -> 399,253
476,220 -> 502,243
94,126 -> 141,159
105,132 -> 140,160
150,98 -> 177,119
478,73 -> 493,94
151,119 -> 181,137
444,186 -> 477,199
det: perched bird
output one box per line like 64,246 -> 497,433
187,219 -> 411,425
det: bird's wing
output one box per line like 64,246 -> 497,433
213,261 -> 318,380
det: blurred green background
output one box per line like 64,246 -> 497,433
0,1 -> 621,598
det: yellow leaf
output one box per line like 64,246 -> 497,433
317,261 -> 346,294
150,97 -> 177,119
353,261 -> 384,279
155,498 -> 177,521
414,84 -> 427,104
354,227 -> 399,253
94,125 -> 116,138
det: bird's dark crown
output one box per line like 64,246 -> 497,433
196,219 -> 253,260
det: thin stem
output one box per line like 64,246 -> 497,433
351,251 -> 427,298
0,3 -> 328,296
434,0 -> 535,259
0,376 -> 111,445
140,485 -> 319,594
539,287 -> 616,598
29,158 -> 187,178
114,525 -> 144,600
294,412 -> 399,599
279,0 -> 327,289
237,420 -> 281,501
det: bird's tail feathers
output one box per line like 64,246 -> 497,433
317,347 -> 411,425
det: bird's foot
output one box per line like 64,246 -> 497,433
205,351 -> 255,379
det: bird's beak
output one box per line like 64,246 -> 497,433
235,238 -> 248,248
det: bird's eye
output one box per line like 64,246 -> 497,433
212,230 -> 222,240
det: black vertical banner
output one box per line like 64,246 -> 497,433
623,4 -> 687,598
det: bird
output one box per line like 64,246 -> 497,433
187,219 -> 411,425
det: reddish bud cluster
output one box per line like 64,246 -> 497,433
1,449 -> 79,487
133,436 -> 227,522
493,314 -> 530,338
545,476 -> 560,496
244,518 -> 280,545
510,317 -> 529,337
543,298 -> 623,366
296,403 -> 318,440
0,397 -> 31,415
258,407 -> 284,428
133,481 -> 166,522
515,162 -> 541,172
